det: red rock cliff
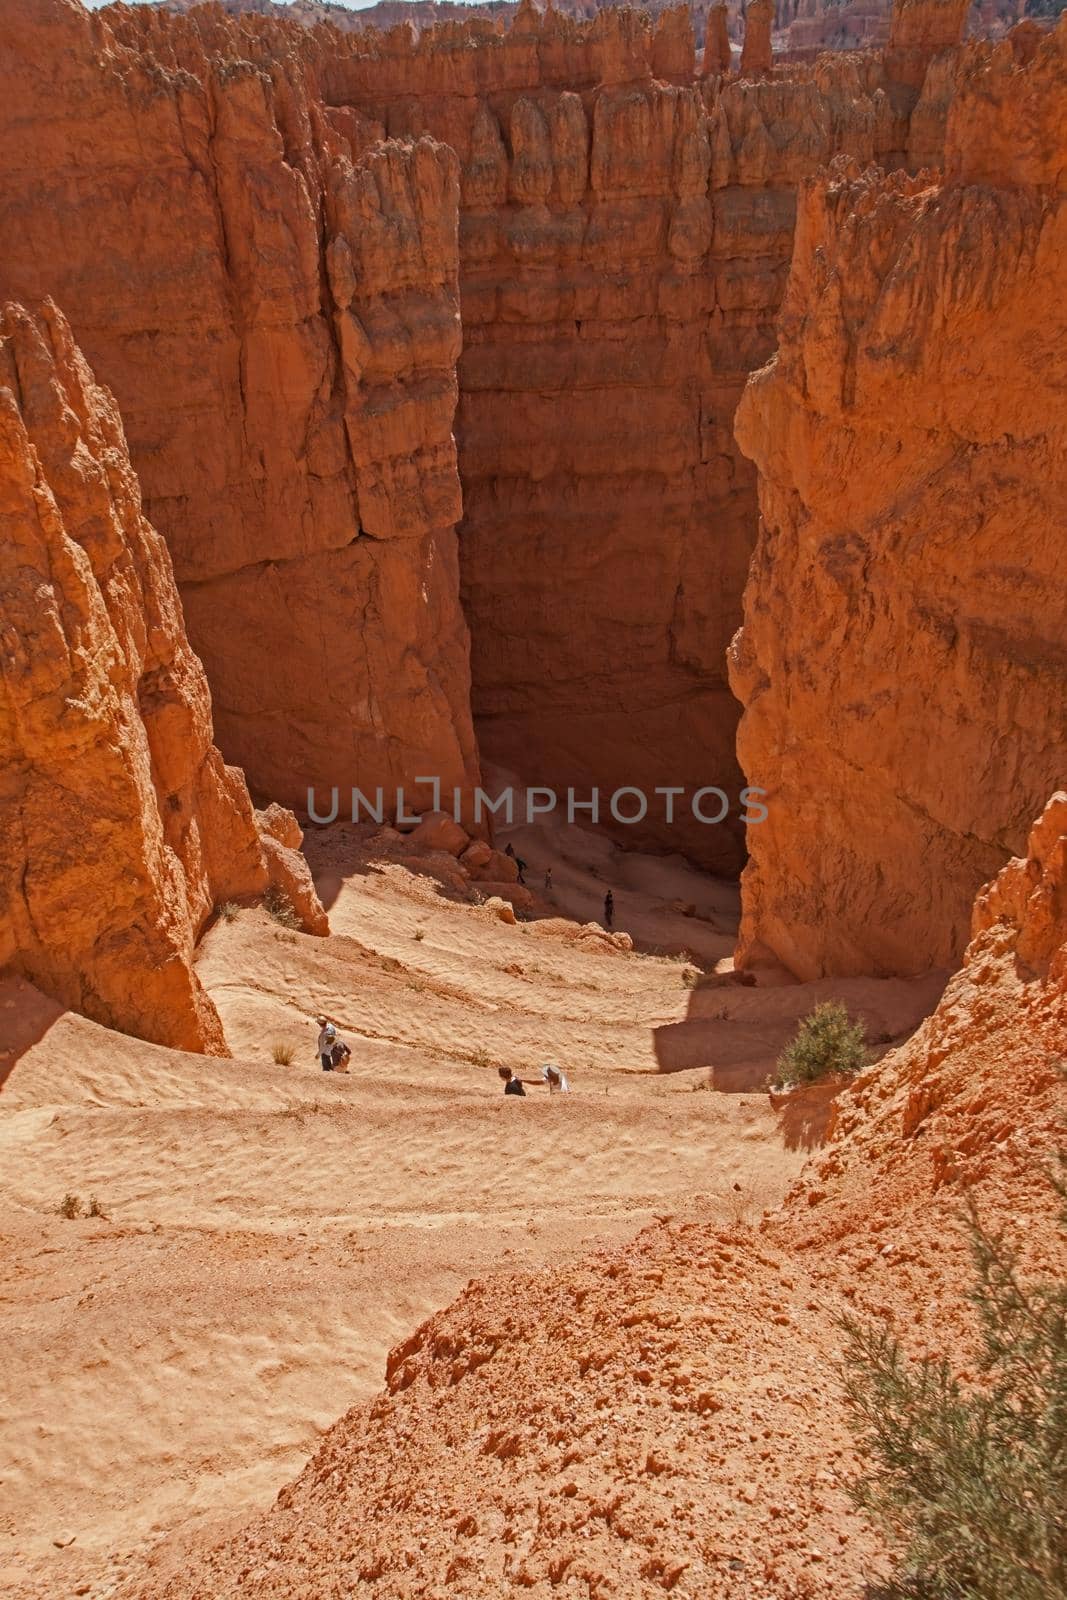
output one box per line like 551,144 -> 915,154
0,302 -> 270,1052
731,19 -> 1067,978
0,0 -> 480,819
291,3 -> 917,865
2,0 -> 1013,875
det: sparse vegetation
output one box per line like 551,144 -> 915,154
414,927 -> 426,942
840,1164 -> 1067,1600
216,901 -> 239,923
773,1000 -> 868,1090
272,1041 -> 295,1066
57,1193 -> 82,1219
469,1046 -> 492,1069
264,885 -> 301,930
87,1196 -> 106,1218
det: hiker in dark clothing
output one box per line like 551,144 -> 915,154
604,889 -> 614,929
498,1066 -> 533,1097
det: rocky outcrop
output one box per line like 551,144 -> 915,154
0,0 -> 480,820
0,301 -> 271,1053
779,793 -> 1065,1295
740,0 -> 775,72
731,20 -> 1067,978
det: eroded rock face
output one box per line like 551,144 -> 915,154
0,0 -> 480,819
731,21 -> 1067,977
301,4 -> 921,868
5,0 -> 941,872
0,302 -> 268,1053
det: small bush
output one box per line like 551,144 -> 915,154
414,928 -> 426,942
87,1196 -> 106,1218
264,885 -> 301,930
839,1164 -> 1067,1599
58,1193 -> 82,1219
272,1041 -> 295,1066
773,1000 -> 867,1089
216,901 -> 239,924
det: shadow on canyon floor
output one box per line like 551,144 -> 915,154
0,976 -> 66,1094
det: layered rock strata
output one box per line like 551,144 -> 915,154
0,301 -> 325,1053
3,0 -> 984,875
731,19 -> 1067,976
0,0 -> 480,818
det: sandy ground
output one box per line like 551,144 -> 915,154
0,813 -> 944,1600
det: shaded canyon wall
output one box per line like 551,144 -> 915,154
111,0 -> 975,867
0,0 -> 480,819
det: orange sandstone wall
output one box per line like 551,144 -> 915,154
0,302 -> 267,1052
1,0 -> 984,874
295,2 -> 918,866
730,20 -> 1067,977
0,0 -> 479,818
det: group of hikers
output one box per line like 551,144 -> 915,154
315,1016 -> 571,1096
499,1063 -> 570,1097
504,843 -> 614,928
311,845 -> 618,1088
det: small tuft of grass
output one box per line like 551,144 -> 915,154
272,1041 -> 295,1066
264,885 -> 302,930
58,1193 -> 82,1220
413,927 -> 426,942
468,1046 -> 492,1069
87,1196 -> 106,1219
772,1000 -> 868,1090
216,901 -> 239,923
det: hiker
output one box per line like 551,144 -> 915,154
541,1063 -> 570,1094
604,889 -> 614,929
498,1065 -> 533,1097
505,842 -> 527,885
315,1016 -> 351,1073
544,867 -> 553,894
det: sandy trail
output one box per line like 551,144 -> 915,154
0,817 -> 940,1600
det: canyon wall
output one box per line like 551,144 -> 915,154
731,19 -> 1067,977
0,301 -> 271,1052
3,0 -> 1000,885
253,0 -> 940,866
0,0 -> 479,819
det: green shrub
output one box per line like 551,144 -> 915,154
264,886 -> 301,930
774,1000 -> 867,1089
839,1165 -> 1067,1599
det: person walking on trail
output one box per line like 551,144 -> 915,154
315,1016 -> 351,1073
541,1063 -> 570,1094
505,842 -> 527,885
604,889 -> 614,929
498,1065 -> 534,1097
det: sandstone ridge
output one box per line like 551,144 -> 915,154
0,300 -> 326,1053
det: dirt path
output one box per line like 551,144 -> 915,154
0,819 -> 938,1600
